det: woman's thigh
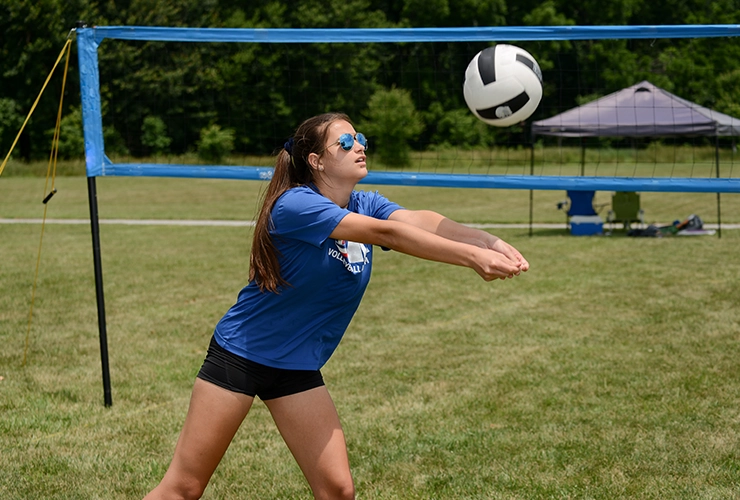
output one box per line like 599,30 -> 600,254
157,379 -> 255,496
265,387 -> 354,499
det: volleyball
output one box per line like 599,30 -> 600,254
463,44 -> 543,127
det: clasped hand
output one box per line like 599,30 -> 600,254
474,238 -> 530,281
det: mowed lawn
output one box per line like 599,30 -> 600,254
1,176 -> 739,499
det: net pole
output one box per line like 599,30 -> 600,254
87,176 -> 112,407
78,23 -> 112,406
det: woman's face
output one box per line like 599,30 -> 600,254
313,119 -> 368,185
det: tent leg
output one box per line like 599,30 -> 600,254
87,176 -> 112,407
716,193 -> 722,239
529,141 -> 535,237
529,189 -> 534,237
715,135 -> 722,239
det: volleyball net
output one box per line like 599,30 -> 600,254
77,25 -> 740,193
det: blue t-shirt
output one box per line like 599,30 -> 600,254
214,186 -> 402,370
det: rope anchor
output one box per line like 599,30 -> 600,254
42,188 -> 57,204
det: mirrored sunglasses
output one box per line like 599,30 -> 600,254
333,133 -> 368,151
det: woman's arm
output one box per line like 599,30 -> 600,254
388,209 -> 530,272
329,212 -> 524,281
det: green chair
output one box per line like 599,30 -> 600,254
606,191 -> 644,230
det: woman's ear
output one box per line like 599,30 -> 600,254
307,152 -> 322,172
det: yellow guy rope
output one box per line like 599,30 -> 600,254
0,37 -> 73,177
13,37 -> 74,365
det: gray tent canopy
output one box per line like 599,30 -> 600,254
531,80 -> 740,138
529,81 -> 739,237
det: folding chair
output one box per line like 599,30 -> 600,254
607,191 -> 645,230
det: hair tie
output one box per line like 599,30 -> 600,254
284,137 -> 294,156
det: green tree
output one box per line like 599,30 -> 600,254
425,102 -> 495,148
3,0 -> 739,164
93,0 -> 229,156
53,106 -> 85,159
0,98 -> 23,156
714,69 -> 740,118
361,87 -> 424,167
197,124 -> 235,163
0,0 -> 93,159
141,116 -> 172,155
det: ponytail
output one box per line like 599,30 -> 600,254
249,150 -> 293,292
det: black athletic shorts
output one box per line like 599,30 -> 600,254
196,336 -> 325,400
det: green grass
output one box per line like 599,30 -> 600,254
1,176 -> 740,499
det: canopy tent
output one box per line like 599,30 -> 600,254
531,80 -> 740,138
529,81 -> 740,236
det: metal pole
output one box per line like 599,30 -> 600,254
87,176 -> 112,407
580,138 -> 585,177
715,133 -> 722,239
529,140 -> 535,237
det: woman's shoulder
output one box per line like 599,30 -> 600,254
282,184 -> 319,198
276,185 -> 324,206
351,189 -> 400,204
351,189 -> 385,203
350,189 -> 403,217
273,185 -> 343,221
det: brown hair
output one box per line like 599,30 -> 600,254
249,112 -> 351,293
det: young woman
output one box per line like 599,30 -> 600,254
144,112 -> 529,500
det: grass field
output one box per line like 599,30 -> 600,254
1,175 -> 739,499
2,175 -> 739,225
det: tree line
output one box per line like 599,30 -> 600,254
1,0 -> 739,165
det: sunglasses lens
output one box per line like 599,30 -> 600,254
338,133 -> 354,150
334,133 -> 368,151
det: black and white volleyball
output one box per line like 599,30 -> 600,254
463,44 -> 543,127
